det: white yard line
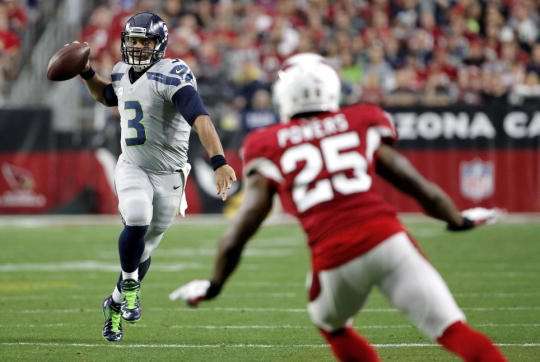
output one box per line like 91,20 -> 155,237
1,342 -> 539,348
3,306 -> 540,314
1,323 -> 539,329
0,213 -> 538,228
3,292 -> 538,301
0,260 -> 540,274
452,293 -> 540,297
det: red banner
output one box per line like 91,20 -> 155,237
376,149 -> 540,213
1,105 -> 539,214
0,151 -> 117,214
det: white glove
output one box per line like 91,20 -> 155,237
447,207 -> 503,231
461,207 -> 502,226
169,279 -> 211,307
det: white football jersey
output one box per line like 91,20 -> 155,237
111,59 -> 198,174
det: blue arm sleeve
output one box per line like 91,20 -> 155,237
171,86 -> 208,126
103,83 -> 118,107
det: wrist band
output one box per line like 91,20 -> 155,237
80,66 -> 95,80
210,155 -> 227,171
447,217 -> 475,231
206,281 -> 222,300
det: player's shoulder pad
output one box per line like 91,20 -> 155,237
111,62 -> 129,82
348,104 -> 397,145
347,103 -> 394,125
243,127 -> 274,152
151,58 -> 195,84
347,102 -> 383,115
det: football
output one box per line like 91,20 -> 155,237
46,43 -> 90,81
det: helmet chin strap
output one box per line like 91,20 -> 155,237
132,64 -> 149,72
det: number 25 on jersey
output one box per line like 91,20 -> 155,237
281,131 -> 375,213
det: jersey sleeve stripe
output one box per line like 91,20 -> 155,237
383,111 -> 396,130
375,125 -> 396,138
146,72 -> 181,86
373,125 -> 398,146
244,158 -> 284,183
111,73 -> 124,82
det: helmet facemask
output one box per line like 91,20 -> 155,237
122,33 -> 161,71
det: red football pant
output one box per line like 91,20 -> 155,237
437,321 -> 508,362
319,327 -> 380,362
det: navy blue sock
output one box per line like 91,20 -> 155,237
118,225 -> 148,273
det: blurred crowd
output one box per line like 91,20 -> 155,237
83,0 -> 540,124
6,0 -> 540,130
0,0 -> 41,102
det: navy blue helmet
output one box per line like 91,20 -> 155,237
121,12 -> 168,70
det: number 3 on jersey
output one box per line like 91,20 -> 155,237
124,101 -> 147,146
281,132 -> 373,213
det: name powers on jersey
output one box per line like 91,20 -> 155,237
277,114 -> 349,147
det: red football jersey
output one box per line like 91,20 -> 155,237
243,104 -> 407,270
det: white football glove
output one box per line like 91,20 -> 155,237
461,207 -> 501,226
169,279 -> 221,307
447,207 -> 503,231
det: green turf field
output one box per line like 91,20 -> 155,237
0,216 -> 539,361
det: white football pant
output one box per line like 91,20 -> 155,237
114,157 -> 184,263
307,231 -> 466,340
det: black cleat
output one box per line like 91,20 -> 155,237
102,296 -> 123,342
120,279 -> 141,323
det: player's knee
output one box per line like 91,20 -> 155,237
122,196 -> 152,226
309,306 -> 349,333
150,222 -> 170,235
149,208 -> 176,234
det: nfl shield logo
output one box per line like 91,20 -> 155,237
460,159 -> 494,202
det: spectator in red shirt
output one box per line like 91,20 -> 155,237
2,0 -> 26,31
463,39 -> 486,66
371,9 -> 392,43
419,10 -> 445,48
81,6 -> 112,68
483,22 -> 502,61
166,32 -> 196,63
0,3 -> 20,81
428,47 -> 458,81
276,0 -> 306,29
455,66 -> 483,105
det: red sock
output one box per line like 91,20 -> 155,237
319,327 -> 380,362
437,321 -> 508,362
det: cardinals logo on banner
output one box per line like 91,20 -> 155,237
460,159 -> 494,202
0,163 -> 46,208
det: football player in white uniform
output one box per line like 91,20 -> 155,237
76,12 -> 236,342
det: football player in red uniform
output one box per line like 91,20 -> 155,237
170,54 -> 507,362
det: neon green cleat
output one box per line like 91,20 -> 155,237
102,296 -> 123,342
120,279 -> 141,323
